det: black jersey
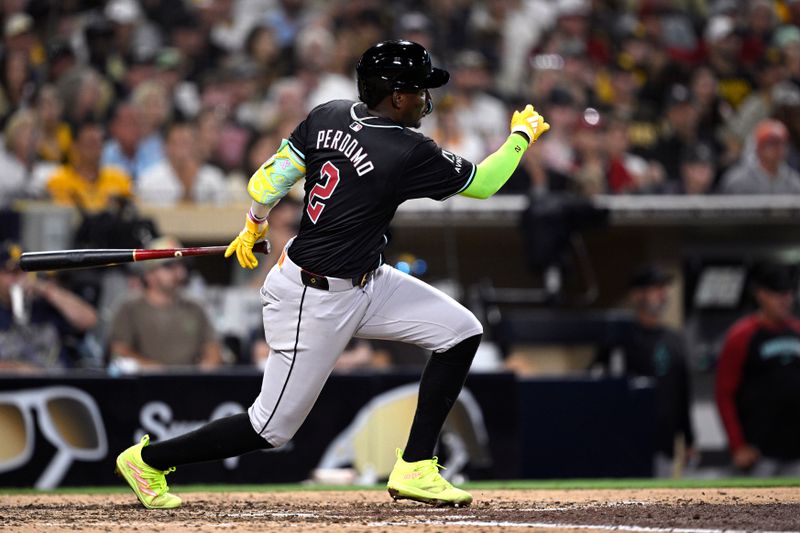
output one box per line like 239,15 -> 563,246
286,100 -> 476,278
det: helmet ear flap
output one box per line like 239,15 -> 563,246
358,76 -> 393,108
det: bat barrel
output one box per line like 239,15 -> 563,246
20,249 -> 136,272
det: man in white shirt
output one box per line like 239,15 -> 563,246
137,120 -> 228,205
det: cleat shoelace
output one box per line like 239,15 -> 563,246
141,466 -> 175,497
416,457 -> 454,491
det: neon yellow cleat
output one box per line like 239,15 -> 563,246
387,448 -> 472,507
114,435 -> 181,509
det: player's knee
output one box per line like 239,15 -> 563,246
455,310 -> 483,338
266,433 -> 291,448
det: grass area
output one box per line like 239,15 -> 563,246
1,477 -> 799,495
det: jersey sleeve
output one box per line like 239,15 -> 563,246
715,320 -> 753,452
398,139 -> 476,202
287,118 -> 308,161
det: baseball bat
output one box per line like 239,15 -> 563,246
19,240 -> 271,272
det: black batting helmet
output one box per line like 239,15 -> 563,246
356,40 -> 449,108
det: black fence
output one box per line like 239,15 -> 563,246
0,371 -> 653,488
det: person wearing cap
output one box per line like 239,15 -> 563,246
0,240 -> 97,371
716,262 -> 800,476
591,264 -> 695,476
648,84 -> 709,185
3,12 -> 45,69
673,142 -> 717,195
719,118 -> 800,194
704,15 -> 755,111
107,236 -> 222,372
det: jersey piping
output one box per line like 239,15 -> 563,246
349,103 -> 404,129
286,139 -> 306,162
442,164 -> 477,201
258,285 -> 307,438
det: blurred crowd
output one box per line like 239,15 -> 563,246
0,0 -> 798,208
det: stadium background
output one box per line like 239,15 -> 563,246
1,0 -> 800,500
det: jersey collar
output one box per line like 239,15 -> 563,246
350,103 -> 404,129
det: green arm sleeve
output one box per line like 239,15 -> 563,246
460,134 -> 529,199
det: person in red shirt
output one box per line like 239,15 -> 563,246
715,262 -> 800,476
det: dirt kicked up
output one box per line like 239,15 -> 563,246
2,487 -> 799,532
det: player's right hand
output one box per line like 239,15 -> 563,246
510,105 -> 550,145
225,215 -> 268,269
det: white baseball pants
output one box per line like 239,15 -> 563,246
247,246 -> 483,447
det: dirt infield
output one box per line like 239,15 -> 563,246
2,487 -> 799,532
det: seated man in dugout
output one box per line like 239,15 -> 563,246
107,237 -> 222,372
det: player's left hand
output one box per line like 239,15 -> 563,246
225,216 -> 268,269
510,105 -> 550,145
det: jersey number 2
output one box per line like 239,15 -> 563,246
307,161 -> 341,224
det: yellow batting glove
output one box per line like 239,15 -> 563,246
225,212 -> 268,269
510,104 -> 550,146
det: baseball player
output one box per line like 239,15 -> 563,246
116,40 -> 549,509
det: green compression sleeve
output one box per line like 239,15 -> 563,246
460,134 -> 529,199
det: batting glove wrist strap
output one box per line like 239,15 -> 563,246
225,215 -> 268,269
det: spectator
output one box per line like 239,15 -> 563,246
0,109 -> 54,205
429,94 -> 485,165
131,80 -> 169,160
606,117 -> 662,194
154,47 -> 201,119
649,84 -> 707,184
448,50 -> 508,156
725,48 -> 788,159
3,13 -> 44,71
674,142 -> 717,195
773,24 -> 800,85
536,87 -> 580,179
689,66 -> 727,156
591,264 -> 695,476
704,15 -> 754,112
107,236 -> 223,371
101,102 -> 160,180
571,111 -> 606,196
0,240 -> 98,371
259,77 -> 307,138
0,49 -> 35,123
57,68 -> 113,131
136,120 -> 228,205
35,84 -> 72,164
716,262 -> 800,476
719,119 -> 800,194
44,39 -> 77,84
772,81 -> 800,172
45,119 -> 133,211
295,26 -> 357,110
105,0 -> 162,65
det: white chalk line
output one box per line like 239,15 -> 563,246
368,519 -> 800,533
19,518 -> 800,533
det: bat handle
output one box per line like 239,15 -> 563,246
253,240 -> 271,255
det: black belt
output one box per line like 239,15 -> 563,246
300,269 -> 374,291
